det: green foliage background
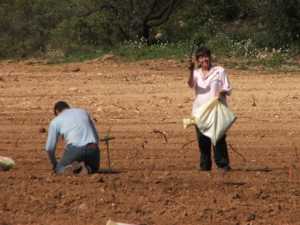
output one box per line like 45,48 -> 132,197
0,0 -> 299,59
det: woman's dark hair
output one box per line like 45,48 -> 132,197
54,101 -> 70,115
195,46 -> 211,60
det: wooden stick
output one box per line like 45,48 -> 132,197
100,135 -> 115,169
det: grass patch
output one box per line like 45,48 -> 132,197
64,49 -> 107,63
42,39 -> 300,71
112,41 -> 189,61
46,49 -> 108,64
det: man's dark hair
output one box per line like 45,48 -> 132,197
54,101 -> 70,115
195,46 -> 211,60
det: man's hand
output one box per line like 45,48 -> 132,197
52,162 -> 57,172
47,151 -> 57,172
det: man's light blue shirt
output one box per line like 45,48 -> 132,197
45,108 -> 99,152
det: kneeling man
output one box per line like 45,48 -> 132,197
45,101 -> 100,174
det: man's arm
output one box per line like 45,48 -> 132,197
89,115 -> 99,144
45,121 -> 59,171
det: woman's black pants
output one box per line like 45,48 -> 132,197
195,127 -> 230,170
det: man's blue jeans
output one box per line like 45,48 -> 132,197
56,144 -> 100,174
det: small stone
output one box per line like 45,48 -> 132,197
98,177 -> 105,183
68,87 -> 79,92
78,203 -> 88,211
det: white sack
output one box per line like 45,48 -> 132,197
0,156 -> 15,171
183,97 -> 236,145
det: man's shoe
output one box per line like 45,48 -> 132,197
61,164 -> 76,175
74,162 -> 93,175
70,161 -> 82,174
77,162 -> 91,175
62,161 -> 89,175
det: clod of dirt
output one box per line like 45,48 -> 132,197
142,140 -> 148,149
223,182 -> 246,187
232,193 -> 241,200
246,213 -> 256,222
0,77 -> 4,82
39,127 -> 47,133
255,190 -> 270,200
98,177 -> 105,183
251,95 -> 257,107
71,67 -> 81,72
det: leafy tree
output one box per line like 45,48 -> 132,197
0,0 -> 72,57
76,0 -> 182,43
0,0 -> 299,58
262,0 -> 300,46
48,0 -> 182,53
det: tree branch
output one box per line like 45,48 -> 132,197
144,0 -> 159,22
77,2 -> 119,18
146,0 -> 179,27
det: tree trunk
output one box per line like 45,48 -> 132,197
142,23 -> 150,44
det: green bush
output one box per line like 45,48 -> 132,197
260,53 -> 286,68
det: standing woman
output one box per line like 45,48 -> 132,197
188,47 -> 232,172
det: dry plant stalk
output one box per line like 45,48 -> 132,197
229,143 -> 247,162
112,103 -> 127,111
289,145 -> 299,182
181,139 -> 197,149
153,129 -> 168,143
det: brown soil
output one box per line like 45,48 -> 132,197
0,59 -> 300,225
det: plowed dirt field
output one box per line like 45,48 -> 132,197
0,59 -> 300,225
